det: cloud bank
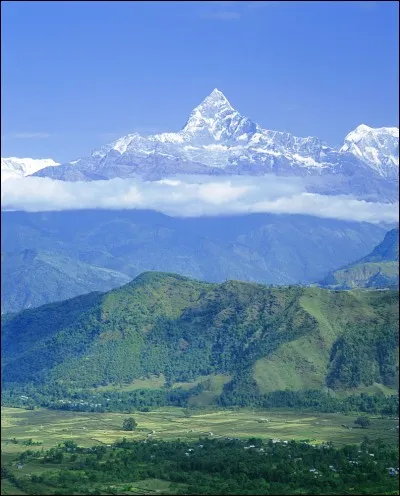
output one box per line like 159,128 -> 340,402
1,174 -> 398,224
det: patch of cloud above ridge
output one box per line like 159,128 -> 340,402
1,174 -> 398,224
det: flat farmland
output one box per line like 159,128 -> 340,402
2,406 -> 398,455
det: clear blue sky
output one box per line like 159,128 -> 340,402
1,0 -> 398,162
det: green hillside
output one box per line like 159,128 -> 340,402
2,272 -> 398,408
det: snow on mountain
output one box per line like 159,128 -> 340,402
96,89 -> 330,170
1,157 -> 60,180
25,89 -> 399,201
340,124 -> 399,177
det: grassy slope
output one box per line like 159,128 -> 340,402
253,288 -> 398,394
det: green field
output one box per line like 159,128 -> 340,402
2,406 -> 398,454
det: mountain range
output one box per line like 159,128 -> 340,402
1,89 -> 398,313
2,89 -> 399,202
1,209 -> 392,314
1,249 -> 130,314
1,89 -> 398,412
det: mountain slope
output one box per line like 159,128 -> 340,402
30,89 -> 399,201
1,249 -> 130,314
320,228 -> 399,289
2,273 -> 398,398
1,209 -> 392,311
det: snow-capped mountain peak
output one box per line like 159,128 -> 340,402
1,157 -> 60,180
188,88 -> 234,116
340,124 -> 399,177
27,89 -> 399,201
180,88 -> 260,143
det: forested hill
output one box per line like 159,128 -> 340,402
2,272 -> 399,403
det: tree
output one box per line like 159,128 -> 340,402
122,417 -> 137,431
1,465 -> 9,479
354,416 -> 371,429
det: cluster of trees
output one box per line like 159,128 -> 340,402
326,317 -> 399,390
3,437 -> 398,495
218,389 -> 399,416
122,417 -> 137,431
2,381 -> 398,416
355,416 -> 371,429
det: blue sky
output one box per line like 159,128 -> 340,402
1,0 -> 398,162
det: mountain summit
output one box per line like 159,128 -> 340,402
188,88 -> 234,116
340,124 -> 399,177
17,88 -> 399,200
180,88 -> 260,143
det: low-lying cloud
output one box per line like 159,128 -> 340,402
1,174 -> 398,224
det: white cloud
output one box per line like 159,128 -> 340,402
1,174 -> 398,224
3,132 -> 51,140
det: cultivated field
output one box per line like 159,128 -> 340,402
2,406 -> 398,456
1,407 -> 399,495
